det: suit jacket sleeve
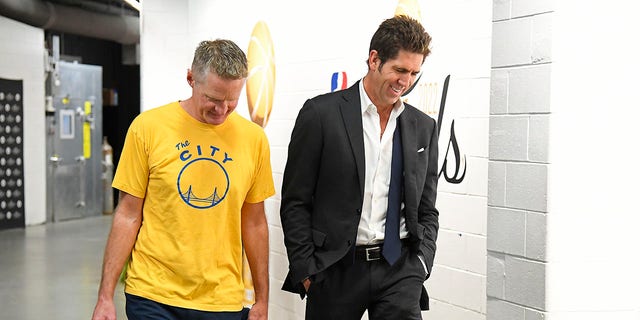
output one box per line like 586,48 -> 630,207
418,117 -> 440,276
280,100 -> 323,285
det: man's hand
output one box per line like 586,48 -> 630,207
91,297 -> 116,320
248,301 -> 268,320
302,278 -> 311,292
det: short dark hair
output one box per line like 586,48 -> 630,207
367,15 -> 432,69
191,39 -> 248,82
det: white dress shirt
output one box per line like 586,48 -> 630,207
356,80 -> 410,245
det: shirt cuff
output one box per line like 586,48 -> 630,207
417,254 -> 429,275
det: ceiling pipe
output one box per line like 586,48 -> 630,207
0,0 -> 139,45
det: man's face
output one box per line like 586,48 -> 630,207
366,49 -> 423,109
190,71 -> 245,125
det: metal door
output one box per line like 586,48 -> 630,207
46,61 -> 103,222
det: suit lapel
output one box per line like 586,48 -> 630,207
339,83 -> 365,198
399,110 -> 417,207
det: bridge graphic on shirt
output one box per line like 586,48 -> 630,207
177,157 -> 230,209
180,185 -> 224,206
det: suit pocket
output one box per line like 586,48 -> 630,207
312,229 -> 327,248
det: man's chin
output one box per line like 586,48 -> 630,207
206,116 -> 228,125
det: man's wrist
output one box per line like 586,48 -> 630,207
301,277 -> 311,291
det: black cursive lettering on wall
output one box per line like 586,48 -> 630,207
399,73 -> 468,184
439,120 -> 466,183
436,75 -> 466,184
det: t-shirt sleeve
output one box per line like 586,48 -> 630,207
244,130 -> 275,203
112,117 -> 149,199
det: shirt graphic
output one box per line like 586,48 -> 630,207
176,143 -> 233,209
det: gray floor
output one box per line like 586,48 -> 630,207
0,215 -> 127,320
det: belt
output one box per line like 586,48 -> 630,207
354,239 -> 412,262
355,244 -> 383,261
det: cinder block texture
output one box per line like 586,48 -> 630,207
269,145 -> 288,175
269,251 -> 289,283
491,69 -> 509,115
488,161 -> 506,207
437,230 -> 486,275
528,115 -> 549,163
461,156 -> 489,197
428,299 -> 487,320
508,65 -> 551,114
525,212 -> 547,260
531,13 -> 552,64
437,193 -> 487,236
505,163 -> 547,212
489,3 -> 553,320
493,0 -> 511,21
525,308 -> 546,320
269,224 -> 286,256
492,18 -> 531,67
487,253 -> 506,298
505,256 -> 546,309
430,265 -> 487,313
265,198 -> 281,226
511,0 -> 553,18
487,298 -> 525,320
487,207 -> 525,255
489,115 -> 528,161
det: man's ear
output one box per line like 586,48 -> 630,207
187,69 -> 194,87
368,50 -> 379,71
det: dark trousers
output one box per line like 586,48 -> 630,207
125,293 -> 250,320
305,245 -> 426,320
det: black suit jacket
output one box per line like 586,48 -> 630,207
280,82 -> 439,309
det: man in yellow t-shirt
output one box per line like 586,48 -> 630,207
92,39 -> 274,320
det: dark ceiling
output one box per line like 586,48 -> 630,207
46,0 -> 139,16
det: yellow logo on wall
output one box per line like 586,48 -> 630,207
246,21 -> 275,128
395,0 -> 422,21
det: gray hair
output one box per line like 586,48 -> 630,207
191,39 -> 248,82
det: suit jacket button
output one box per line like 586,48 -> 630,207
347,240 -> 352,245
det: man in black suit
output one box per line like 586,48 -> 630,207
280,15 -> 439,319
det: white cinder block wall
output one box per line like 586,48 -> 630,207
489,0 -> 640,319
488,0 -> 552,318
417,1 -> 491,319
0,16 -> 47,226
141,0 -> 492,319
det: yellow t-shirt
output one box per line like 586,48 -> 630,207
113,101 -> 275,312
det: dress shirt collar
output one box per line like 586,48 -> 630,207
358,79 -> 405,117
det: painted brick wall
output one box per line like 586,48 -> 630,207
420,1 -> 491,319
141,1 -> 492,319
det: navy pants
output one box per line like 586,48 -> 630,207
125,293 -> 250,320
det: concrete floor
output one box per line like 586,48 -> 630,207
0,215 -> 127,320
